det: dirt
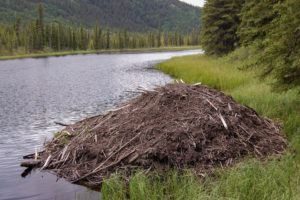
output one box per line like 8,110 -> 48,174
24,83 -> 287,188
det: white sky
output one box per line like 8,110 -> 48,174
180,0 -> 205,7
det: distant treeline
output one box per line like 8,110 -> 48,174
0,4 -> 200,56
201,0 -> 300,90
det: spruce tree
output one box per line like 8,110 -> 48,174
14,17 -> 21,47
118,31 -> 123,49
157,31 -> 162,47
72,30 -> 77,50
201,0 -> 245,55
37,3 -> 44,50
124,30 -> 128,48
106,29 -> 110,49
259,0 -> 300,90
238,0 -> 281,46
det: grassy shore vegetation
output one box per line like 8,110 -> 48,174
100,52 -> 300,200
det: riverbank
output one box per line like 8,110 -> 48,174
101,54 -> 300,199
0,46 -> 201,61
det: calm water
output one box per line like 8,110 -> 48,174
0,50 -> 203,200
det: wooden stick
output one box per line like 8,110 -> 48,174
206,99 -> 218,111
107,104 -> 130,113
34,147 -> 38,160
23,153 -> 35,159
21,160 -> 41,168
41,155 -> 52,170
72,149 -> 136,183
228,103 -> 233,111
54,121 -> 69,126
23,151 -> 45,159
193,82 -> 202,86
93,132 -> 141,172
72,132 -> 142,183
60,145 -> 69,160
92,149 -> 136,174
218,114 -> 228,130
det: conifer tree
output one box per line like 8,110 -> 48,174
106,29 -> 110,49
14,17 -> 21,46
157,31 -> 162,47
201,0 -> 245,55
238,0 -> 280,46
36,3 -> 44,50
93,25 -> 103,50
258,0 -> 300,89
123,30 -> 129,48
118,31 -> 123,49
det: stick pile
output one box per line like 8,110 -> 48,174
23,83 -> 287,188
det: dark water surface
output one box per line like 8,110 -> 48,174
0,50 -> 203,200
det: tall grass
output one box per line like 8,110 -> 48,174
101,53 -> 300,200
158,55 -> 252,91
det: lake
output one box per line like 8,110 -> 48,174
0,50 -> 203,200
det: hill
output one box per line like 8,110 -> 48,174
0,0 -> 201,33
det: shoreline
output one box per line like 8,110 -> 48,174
19,53 -> 299,199
0,46 -> 201,61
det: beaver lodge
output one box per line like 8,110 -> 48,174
21,83 -> 287,188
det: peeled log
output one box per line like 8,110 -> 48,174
20,160 -> 41,168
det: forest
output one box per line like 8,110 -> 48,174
0,4 -> 200,56
201,0 -> 300,90
0,0 -> 200,32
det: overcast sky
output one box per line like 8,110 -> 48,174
180,0 -> 205,7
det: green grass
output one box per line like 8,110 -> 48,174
102,171 -> 208,200
0,46 -> 201,61
102,158 -> 300,200
104,52 -> 300,199
158,55 -> 252,91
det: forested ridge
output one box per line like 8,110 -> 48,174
0,4 -> 200,56
201,0 -> 300,90
0,0 -> 201,33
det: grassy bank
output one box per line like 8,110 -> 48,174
101,54 -> 300,200
0,46 -> 201,61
